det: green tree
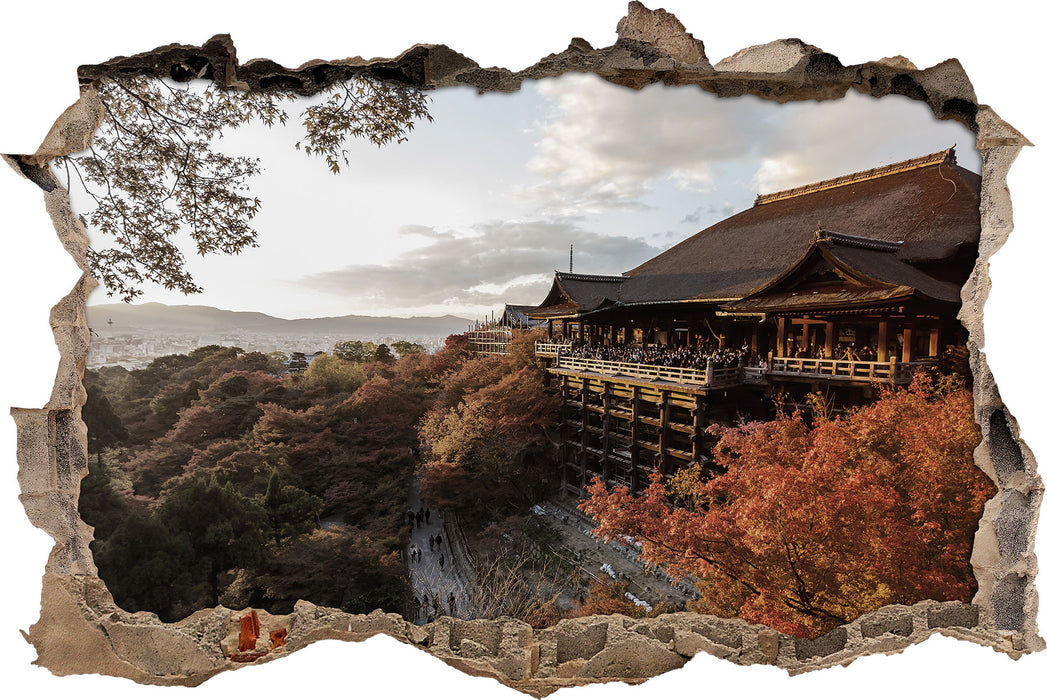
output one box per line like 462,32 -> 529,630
53,74 -> 432,301
159,477 -> 266,604
259,471 -> 323,545
92,512 -> 197,622
374,343 -> 395,364
391,340 -> 425,357
83,382 -> 129,463
333,340 -> 378,363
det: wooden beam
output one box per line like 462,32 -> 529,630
929,327 -> 940,357
777,317 -> 786,356
902,327 -> 913,363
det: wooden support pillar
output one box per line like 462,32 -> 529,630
559,379 -> 569,492
825,320 -> 836,357
776,317 -> 786,357
602,389 -> 612,482
690,400 -> 704,462
800,315 -> 810,353
751,321 -> 760,356
658,391 -> 670,471
877,320 -> 889,363
902,327 -> 913,363
580,378 -> 589,477
630,386 -> 641,496
929,327 -> 940,357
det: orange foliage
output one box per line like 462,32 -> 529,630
583,374 -> 995,638
568,575 -> 660,620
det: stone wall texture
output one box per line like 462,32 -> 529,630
7,1 -> 1042,693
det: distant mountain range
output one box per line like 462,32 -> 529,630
87,302 -> 472,338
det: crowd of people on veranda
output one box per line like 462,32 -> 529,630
559,340 -> 754,370
557,338 -> 890,370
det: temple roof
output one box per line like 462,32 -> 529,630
528,148 -> 979,319
527,272 -> 626,319
500,304 -> 542,327
721,229 -> 961,314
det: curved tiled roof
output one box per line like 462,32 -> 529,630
620,148 -> 979,303
527,148 -> 980,318
722,230 -> 961,314
528,271 -> 625,318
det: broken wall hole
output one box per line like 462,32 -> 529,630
7,1 -> 1043,693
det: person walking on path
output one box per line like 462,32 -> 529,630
439,554 -> 445,570
425,508 -> 431,524
428,534 -> 434,551
435,533 -> 442,549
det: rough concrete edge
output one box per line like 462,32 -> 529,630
6,0 -> 1041,693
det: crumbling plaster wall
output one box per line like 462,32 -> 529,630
3,1 -> 1042,694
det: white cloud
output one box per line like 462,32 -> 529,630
295,219 -> 662,313
521,75 -> 978,213
522,74 -> 766,214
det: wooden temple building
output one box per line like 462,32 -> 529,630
517,147 -> 982,497
465,304 -> 540,355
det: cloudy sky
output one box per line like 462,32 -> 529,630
81,73 -> 979,320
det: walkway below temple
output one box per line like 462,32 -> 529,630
405,477 -> 472,624
534,500 -> 699,612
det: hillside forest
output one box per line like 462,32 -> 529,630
80,333 -> 560,622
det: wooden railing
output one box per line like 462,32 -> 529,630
553,355 -> 745,388
766,354 -> 937,382
535,341 -> 572,357
467,329 -> 512,356
550,351 -> 937,387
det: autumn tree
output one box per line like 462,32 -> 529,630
299,353 -> 367,395
419,359 -> 558,522
568,575 -> 667,620
54,74 -> 432,301
258,528 -> 408,615
583,374 -> 995,638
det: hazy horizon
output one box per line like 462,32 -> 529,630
86,300 -> 474,322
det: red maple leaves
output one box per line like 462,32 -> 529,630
583,374 -> 995,638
